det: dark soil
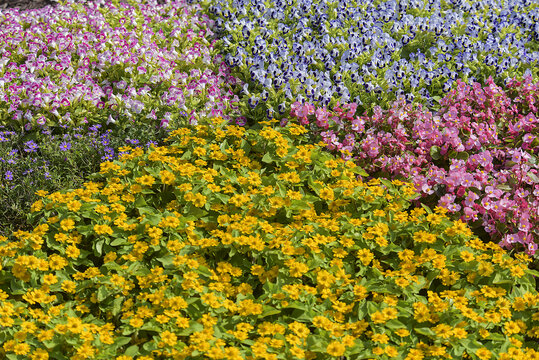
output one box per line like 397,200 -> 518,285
0,0 -> 58,11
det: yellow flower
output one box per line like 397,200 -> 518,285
61,280 -> 76,293
319,187 -> 335,201
405,349 -> 424,360
95,205 -> 110,214
504,321 -> 521,335
326,341 -> 346,357
475,348 -> 492,360
445,220 -> 473,237
67,200 -> 82,212
460,250 -> 475,262
510,265 -> 526,278
433,324 -> 453,339
31,348 -> 49,360
42,274 -> 58,285
385,345 -> 399,357
76,343 -> 96,358
13,343 -> 31,355
357,249 -> 374,266
94,224 -> 113,236
413,230 -> 437,243
370,311 -> 387,324
130,317 -> 144,328
395,277 -> 410,288
160,330 -> 178,347
60,218 -> 76,232
371,333 -> 389,344
136,175 -> 155,187
288,322 -> 310,338
192,193 -> 207,208
48,254 -> 68,270
65,245 -> 80,259
159,170 -> 176,185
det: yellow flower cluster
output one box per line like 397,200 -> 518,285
0,119 -> 537,359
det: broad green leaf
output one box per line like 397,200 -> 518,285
430,146 -> 441,160
124,345 -> 139,357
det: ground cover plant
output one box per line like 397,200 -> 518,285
0,123 -> 170,234
0,0 -> 242,233
0,0 -> 539,359
210,0 -> 539,122
286,76 -> 539,261
0,0 -> 241,130
0,119 -> 538,359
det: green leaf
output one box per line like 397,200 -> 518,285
285,301 -> 307,311
124,345 -> 139,357
527,172 -> 539,183
384,319 -> 407,330
110,238 -> 130,246
262,152 -> 274,163
496,184 -> 513,191
197,266 -> 212,278
366,302 -> 379,315
112,297 -> 123,316
97,285 -> 109,302
430,146 -> 441,160
456,151 -> 470,160
350,166 -> 369,177
114,336 -> 132,347
288,200 -> 312,211
94,239 -> 105,256
260,306 -> 281,318
414,327 -> 435,336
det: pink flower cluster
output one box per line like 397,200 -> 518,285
0,0 -> 243,130
290,77 -> 539,255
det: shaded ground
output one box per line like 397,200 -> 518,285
0,0 -> 57,10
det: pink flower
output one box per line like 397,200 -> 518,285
462,206 -> 478,221
315,108 -> 331,129
527,242 -> 538,255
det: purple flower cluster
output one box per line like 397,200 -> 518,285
290,76 -> 539,255
211,0 -> 539,120
0,0 -> 243,130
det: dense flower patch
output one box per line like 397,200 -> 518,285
0,0 -> 538,359
0,122 -> 171,233
0,0 -> 244,233
0,120 -> 537,359
0,0 -> 241,130
210,0 -> 539,121
287,76 -> 539,257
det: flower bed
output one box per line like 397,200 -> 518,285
210,0 -> 539,121
0,0 -> 241,130
1,120 -> 538,359
0,0 -> 538,359
0,0 -> 242,233
287,76 -> 539,257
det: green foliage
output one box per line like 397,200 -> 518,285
0,120 -> 537,359
0,122 -> 170,236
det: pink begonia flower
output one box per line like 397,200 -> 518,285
287,76 -> 539,254
421,183 -> 435,195
527,242 -> 538,255
480,196 -> 495,211
315,107 -> 331,129
483,186 -> 498,198
462,206 -> 478,221
341,102 -> 358,119
438,193 -> 456,208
